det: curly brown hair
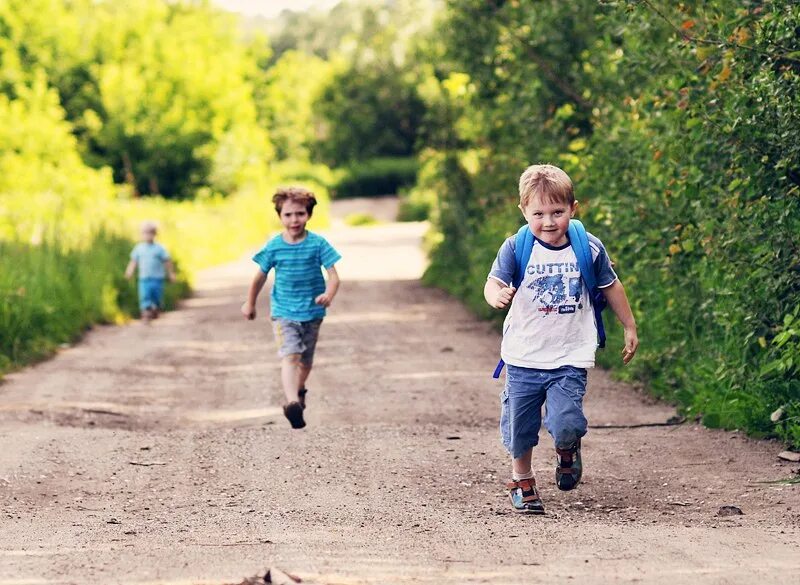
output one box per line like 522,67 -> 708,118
272,186 -> 317,216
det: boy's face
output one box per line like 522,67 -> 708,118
141,228 -> 156,243
519,196 -> 576,247
279,199 -> 310,239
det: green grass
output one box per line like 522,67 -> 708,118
0,234 -> 188,374
344,212 -> 380,226
0,166 -> 333,377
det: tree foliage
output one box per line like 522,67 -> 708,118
254,50 -> 333,161
0,0 -> 273,198
258,0 -> 436,168
314,62 -> 426,165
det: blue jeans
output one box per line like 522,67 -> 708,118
500,365 -> 588,459
138,278 -> 164,311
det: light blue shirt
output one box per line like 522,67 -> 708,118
253,231 -> 341,321
131,242 -> 170,279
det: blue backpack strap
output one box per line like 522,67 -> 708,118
493,226 -> 535,378
568,219 -> 607,348
512,225 -> 534,289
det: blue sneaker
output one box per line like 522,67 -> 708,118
556,439 -> 582,491
506,477 -> 546,514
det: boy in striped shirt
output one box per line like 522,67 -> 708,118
241,187 -> 341,429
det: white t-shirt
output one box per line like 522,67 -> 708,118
488,231 -> 617,369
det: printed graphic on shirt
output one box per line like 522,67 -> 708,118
526,262 -> 584,315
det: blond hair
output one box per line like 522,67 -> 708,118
140,220 -> 158,234
272,186 -> 317,216
518,164 -> 574,208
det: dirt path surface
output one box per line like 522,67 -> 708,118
1,200 -> 799,585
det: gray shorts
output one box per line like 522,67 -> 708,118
271,318 -> 323,365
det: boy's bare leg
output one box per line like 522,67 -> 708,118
281,355 -> 303,403
512,449 -> 534,478
298,363 -> 311,390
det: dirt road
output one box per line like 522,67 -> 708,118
1,200 -> 799,584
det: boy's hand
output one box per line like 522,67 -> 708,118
241,302 -> 256,320
622,327 -> 639,364
315,292 -> 333,307
493,286 -> 516,309
168,273 -> 177,283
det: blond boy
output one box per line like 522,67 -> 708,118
484,164 -> 638,513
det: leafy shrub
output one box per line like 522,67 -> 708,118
397,153 -> 446,221
270,159 -> 337,189
331,157 -> 419,198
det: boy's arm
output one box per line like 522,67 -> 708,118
241,270 -> 268,320
164,259 -> 177,282
315,265 -> 340,308
125,260 -> 137,280
484,277 -> 516,309
601,280 -> 638,364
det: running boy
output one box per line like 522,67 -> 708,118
484,164 -> 638,514
241,187 -> 341,429
125,220 -> 176,321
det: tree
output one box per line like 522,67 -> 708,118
254,50 -> 333,161
0,0 -> 274,199
313,62 -> 426,165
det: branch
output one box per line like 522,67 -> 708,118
640,0 -> 800,65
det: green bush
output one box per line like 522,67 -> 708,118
344,212 -> 380,226
331,157 -> 419,198
397,153 -> 444,221
269,160 -> 337,189
397,191 -> 433,221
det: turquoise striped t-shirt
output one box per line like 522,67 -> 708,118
252,231 -> 342,321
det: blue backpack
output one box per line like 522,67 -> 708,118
492,219 -> 607,378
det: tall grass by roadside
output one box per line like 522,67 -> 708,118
0,178 -> 331,376
0,235 -> 185,372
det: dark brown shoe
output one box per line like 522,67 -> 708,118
283,401 -> 306,429
556,438 -> 582,491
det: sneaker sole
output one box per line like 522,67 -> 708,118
512,506 -> 546,515
556,477 -> 580,491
